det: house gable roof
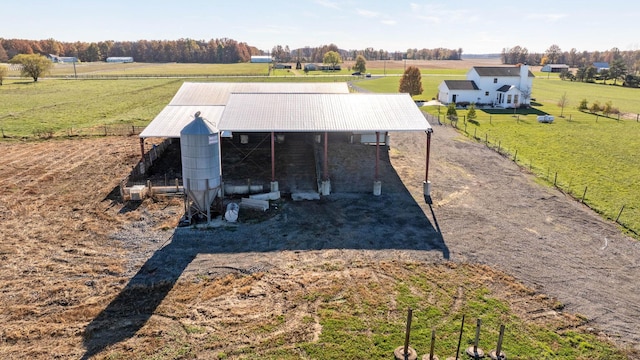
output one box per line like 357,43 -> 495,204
496,85 -> 513,92
443,80 -> 479,91
473,66 -> 534,77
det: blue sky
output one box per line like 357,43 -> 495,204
4,0 -> 639,54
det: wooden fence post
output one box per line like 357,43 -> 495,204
616,205 -> 625,223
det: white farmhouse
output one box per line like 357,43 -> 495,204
437,65 -> 534,108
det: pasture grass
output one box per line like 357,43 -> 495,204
0,78 -> 184,137
292,263 -> 626,360
42,62 -> 271,76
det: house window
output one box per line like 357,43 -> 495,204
507,95 -> 512,104
514,95 -> 519,105
493,78 -> 498,83
485,91 -> 489,96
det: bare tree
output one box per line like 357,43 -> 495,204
558,92 -> 568,117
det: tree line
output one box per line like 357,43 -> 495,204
272,44 -> 462,63
1,38 -> 463,65
0,38 -> 260,63
501,44 -> 640,73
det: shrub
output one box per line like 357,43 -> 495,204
578,99 -> 588,111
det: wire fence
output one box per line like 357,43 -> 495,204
434,113 -> 639,237
0,124 -> 146,140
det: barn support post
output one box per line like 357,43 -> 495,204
423,129 -> 433,203
375,131 -> 380,180
270,132 -> 278,192
373,131 -> 382,196
271,132 -> 275,181
139,138 -> 145,160
321,132 -> 331,195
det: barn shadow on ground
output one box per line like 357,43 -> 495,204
82,132 -> 446,359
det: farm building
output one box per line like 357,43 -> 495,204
437,65 -> 534,108
541,64 -> 569,72
106,57 -> 134,63
137,82 -> 434,221
250,56 -> 273,63
593,62 -> 609,73
48,54 -> 79,63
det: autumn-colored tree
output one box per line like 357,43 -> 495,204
9,54 -> 52,82
0,42 -> 9,62
399,66 -> 423,96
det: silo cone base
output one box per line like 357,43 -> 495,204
394,346 -> 417,360
466,346 -> 485,359
489,350 -> 506,360
421,354 -> 439,360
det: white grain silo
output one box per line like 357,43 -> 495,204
180,112 -> 222,222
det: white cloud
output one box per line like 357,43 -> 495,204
357,8 -> 379,18
526,13 -> 567,22
381,19 -> 397,25
315,0 -> 340,10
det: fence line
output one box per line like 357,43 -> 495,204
1,124 -> 146,140
436,115 -> 638,236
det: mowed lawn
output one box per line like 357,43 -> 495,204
356,73 -> 640,236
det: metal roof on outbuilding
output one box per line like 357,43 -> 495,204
443,80 -> 480,90
168,82 -> 350,106
139,106 -> 223,138
218,93 -> 431,132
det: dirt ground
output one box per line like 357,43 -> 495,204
1,120 -> 639,358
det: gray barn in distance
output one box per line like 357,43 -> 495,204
180,112 -> 221,222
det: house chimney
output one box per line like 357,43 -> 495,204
519,64 -> 530,94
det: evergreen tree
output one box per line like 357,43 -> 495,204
467,103 -> 477,120
446,102 -> 458,121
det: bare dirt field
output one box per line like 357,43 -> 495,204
1,121 -> 639,359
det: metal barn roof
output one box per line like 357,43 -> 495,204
139,106 -> 224,138
218,93 -> 431,132
168,82 -> 350,106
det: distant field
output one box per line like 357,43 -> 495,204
8,62 -> 271,77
